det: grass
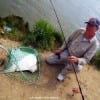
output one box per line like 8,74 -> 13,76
0,15 -> 29,41
0,15 -> 64,51
23,19 -> 64,50
91,50 -> 100,70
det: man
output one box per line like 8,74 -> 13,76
46,18 -> 100,81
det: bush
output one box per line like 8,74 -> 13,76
0,15 -> 29,41
0,15 -> 29,32
0,15 -> 64,51
23,19 -> 64,50
91,50 -> 100,69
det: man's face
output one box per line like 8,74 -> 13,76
85,24 -> 98,39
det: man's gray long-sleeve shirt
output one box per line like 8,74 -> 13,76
60,29 -> 99,66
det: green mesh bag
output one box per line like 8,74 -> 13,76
0,45 -> 41,83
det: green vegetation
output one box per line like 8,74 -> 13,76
0,15 -> 64,50
91,50 -> 100,70
23,19 -> 64,50
0,15 -> 29,41
0,15 -> 29,32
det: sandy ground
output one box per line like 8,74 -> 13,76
0,38 -> 100,100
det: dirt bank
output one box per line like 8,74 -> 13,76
0,38 -> 100,100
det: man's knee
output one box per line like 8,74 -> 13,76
46,54 -> 57,64
45,57 -> 53,64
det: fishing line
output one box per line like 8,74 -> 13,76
49,0 -> 85,100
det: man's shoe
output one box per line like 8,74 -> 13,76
57,73 -> 64,81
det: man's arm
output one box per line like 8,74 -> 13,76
78,42 -> 98,65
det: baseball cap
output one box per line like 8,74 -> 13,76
85,18 -> 100,28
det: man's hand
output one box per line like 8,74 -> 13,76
68,56 -> 79,63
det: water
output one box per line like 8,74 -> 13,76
0,0 -> 100,43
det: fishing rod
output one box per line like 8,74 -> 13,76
49,0 -> 85,100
